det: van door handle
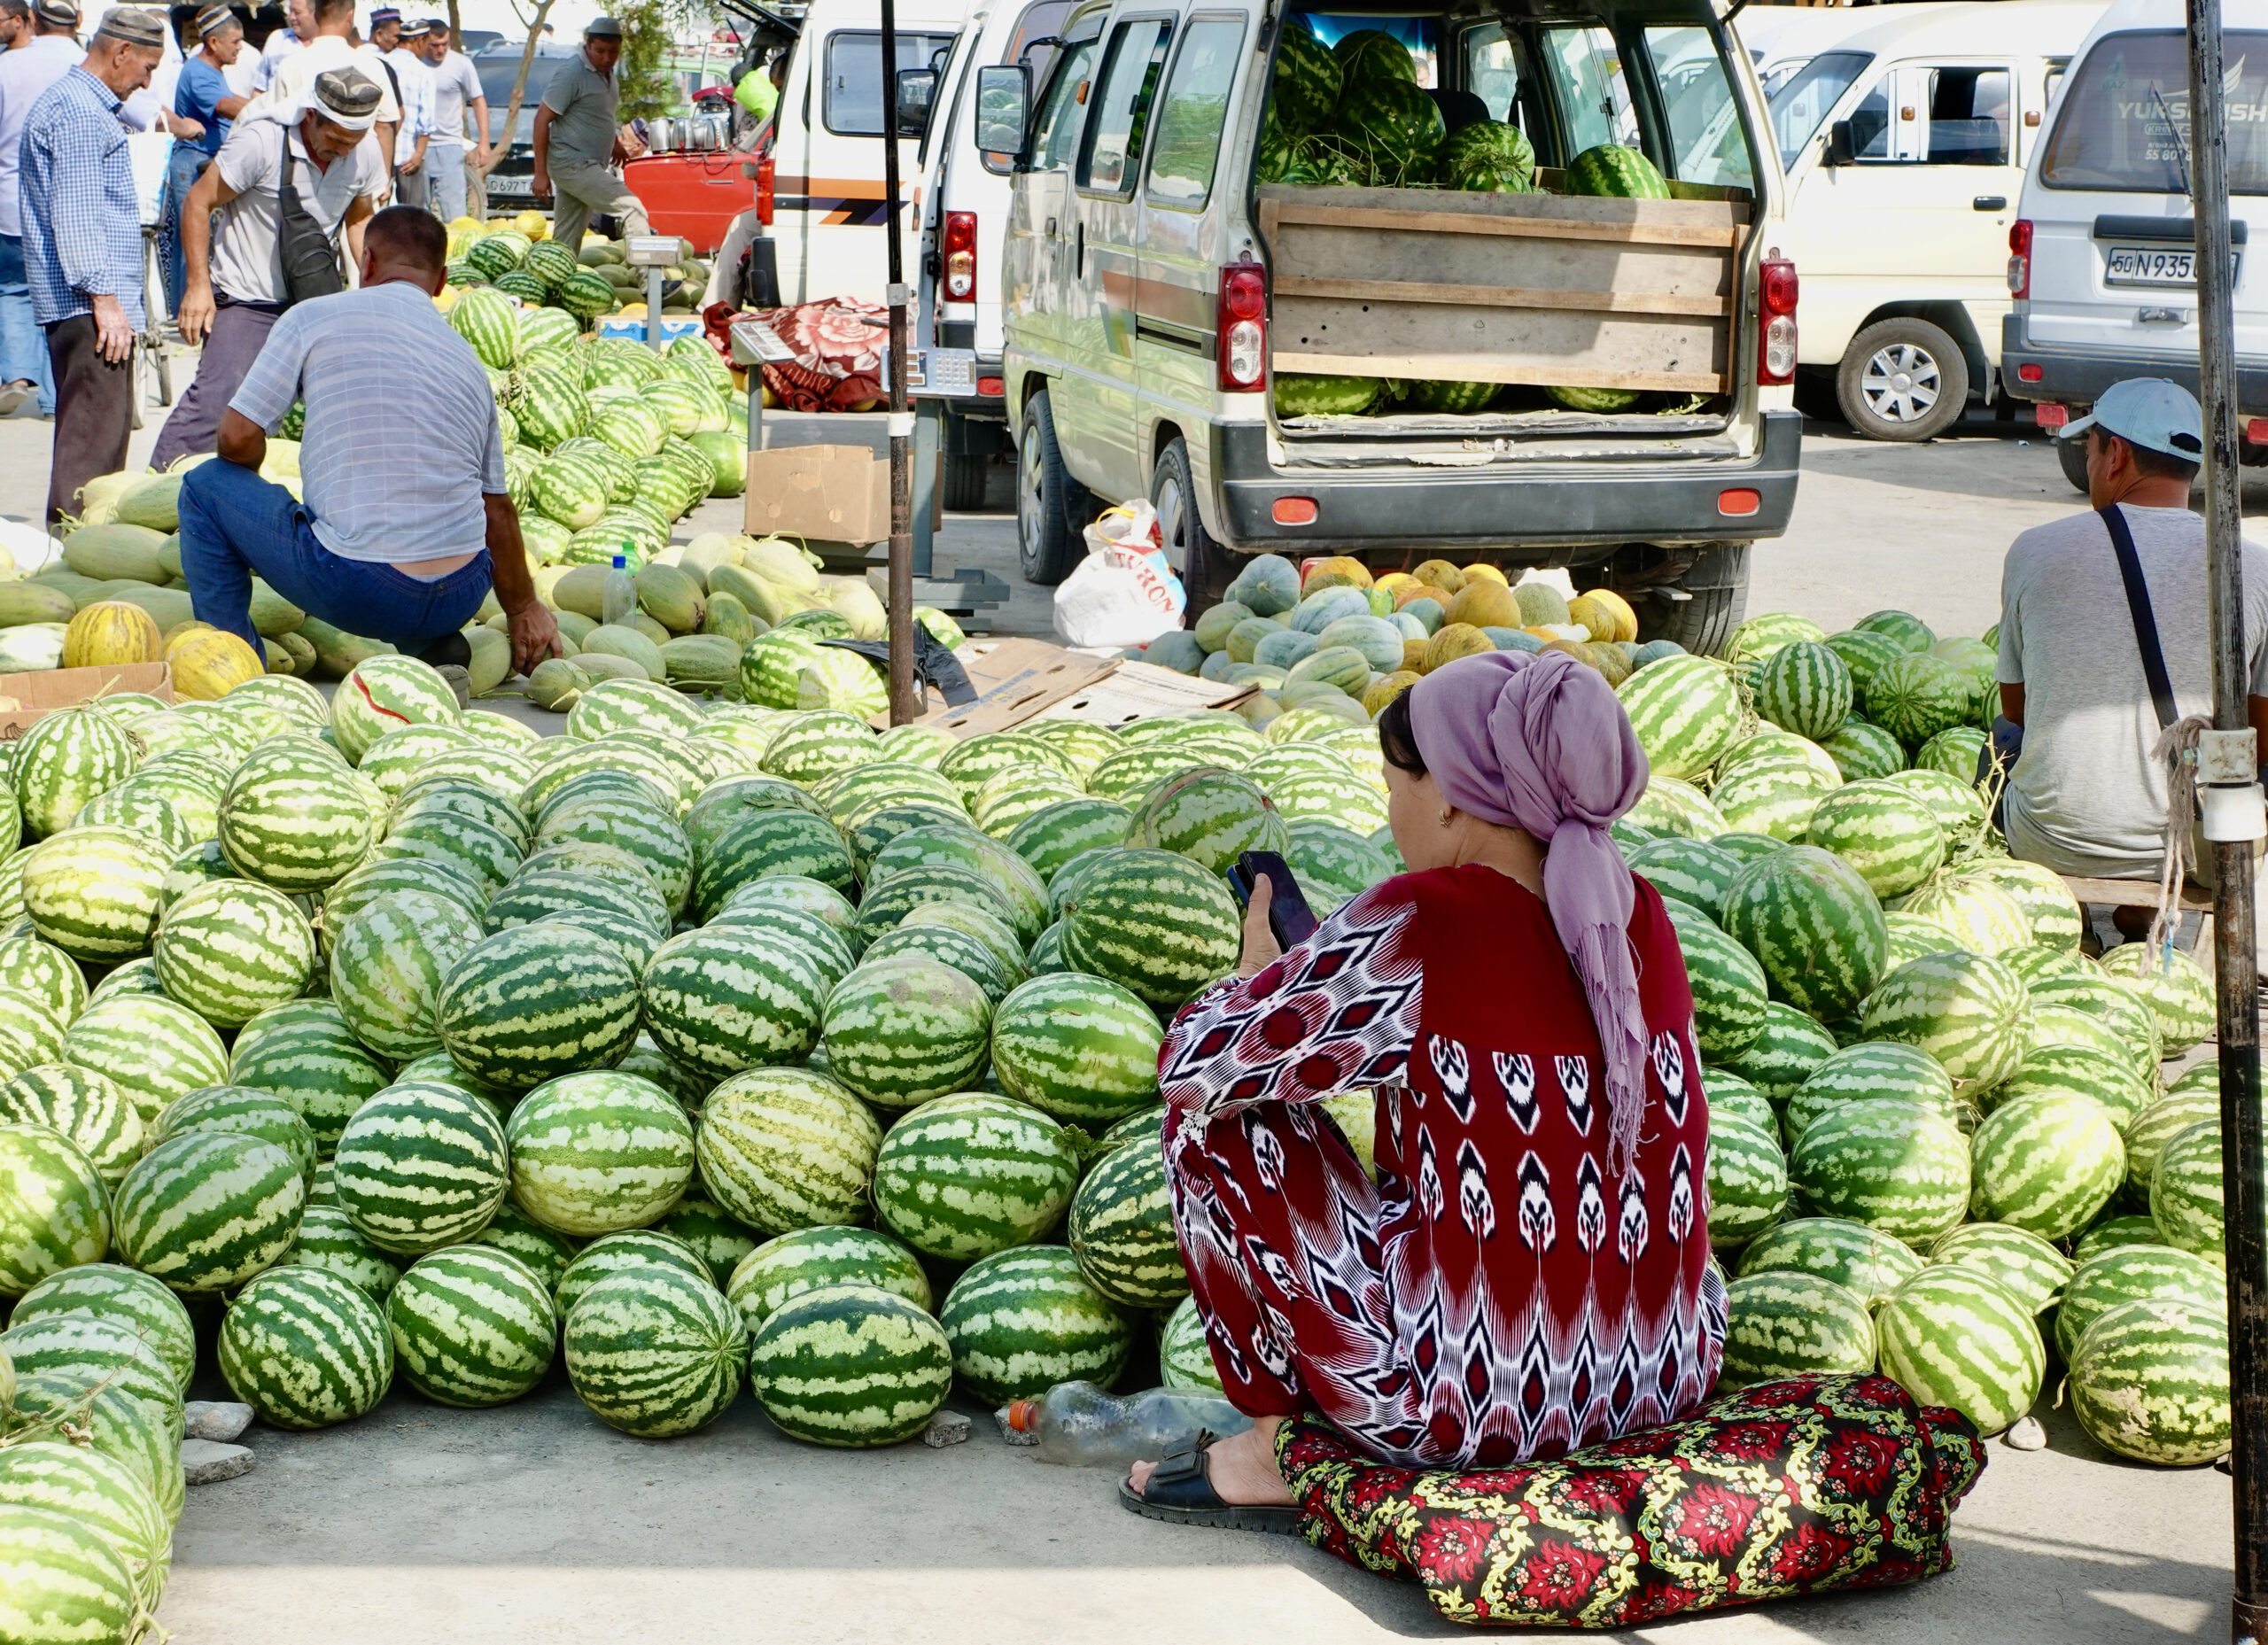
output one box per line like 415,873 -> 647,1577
1045,216 -> 1057,237
1974,196 -> 2008,211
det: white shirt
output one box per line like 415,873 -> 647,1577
0,36 -> 83,237
383,44 -> 432,162
427,47 -> 481,141
238,34 -> 400,126
251,26 -> 302,93
209,115 -> 384,304
222,51 -> 259,101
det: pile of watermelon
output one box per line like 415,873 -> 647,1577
440,219 -> 708,326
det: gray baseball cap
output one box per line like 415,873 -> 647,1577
584,14 -> 621,36
90,2 -> 161,43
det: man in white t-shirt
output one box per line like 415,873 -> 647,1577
250,0 -> 308,90
238,0 -> 395,181
416,15 -> 484,220
371,5 -> 431,207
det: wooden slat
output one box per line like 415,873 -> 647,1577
1259,198 -> 1741,249
1269,351 -> 1728,393
2062,876 -> 2216,910
1275,274 -> 1728,319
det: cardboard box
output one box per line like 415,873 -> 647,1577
1033,660 -> 1253,730
880,637 -> 1119,733
744,445 -> 890,546
0,662 -> 173,736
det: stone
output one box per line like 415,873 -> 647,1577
184,1401 -> 255,1442
922,1410 -> 972,1449
183,1439 -> 256,1485
2002,1416 -> 2047,1452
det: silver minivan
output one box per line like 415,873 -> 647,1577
2001,0 -> 2268,487
975,0 -> 1802,648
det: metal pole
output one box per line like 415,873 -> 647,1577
645,264 -> 663,353
2186,3 -> 2268,1637
881,0 -> 917,726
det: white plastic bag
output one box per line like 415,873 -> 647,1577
1052,500 -> 1188,649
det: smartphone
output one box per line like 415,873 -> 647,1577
1223,850 -> 1319,950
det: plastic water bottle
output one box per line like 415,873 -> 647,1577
999,1381 -> 1249,1468
601,554 -> 637,626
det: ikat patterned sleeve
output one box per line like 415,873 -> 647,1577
1157,879 -> 1423,1124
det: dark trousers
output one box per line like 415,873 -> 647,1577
45,314 -> 133,527
151,300 -> 284,471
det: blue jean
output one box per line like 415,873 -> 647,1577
178,458 -> 493,654
0,232 -> 55,413
159,145 -> 211,319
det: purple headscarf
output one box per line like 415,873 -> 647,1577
1406,649 -> 1652,1172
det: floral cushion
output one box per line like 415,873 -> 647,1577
1273,1372 -> 1986,1629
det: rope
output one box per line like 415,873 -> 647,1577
2150,713 -> 2217,964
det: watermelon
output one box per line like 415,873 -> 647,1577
1060,850 -> 1240,1010
1867,653 -> 1976,750
655,1196 -> 758,1288
2072,1214 -> 2165,1266
218,1264 -> 394,1429
19,826 -> 168,962
1565,143 -> 1671,198
552,1229 -> 707,1320
1781,1040 -> 1958,1149
1703,1069 -> 1776,1135
1716,1000 -> 1837,1101
747,1284 -> 954,1447
1005,799 -> 1133,882
330,656 -> 462,764
1819,719 -> 1907,783
331,1082 -> 509,1256
639,925 -> 835,1076
61,992 -> 229,1129
1853,610 -> 1937,653
229,1003 -> 392,1155
1625,837 -> 1742,922
1718,844 -> 1886,1020
0,1441 -> 170,1612
2069,1297 -> 2231,1466
113,1130 -> 302,1292
938,1245 -> 1136,1404
872,1092 -> 1080,1260
1438,119 -> 1534,192
2099,942 -> 2217,1053
1273,374 -> 1383,418
217,741 -> 377,890
1068,1136 -> 1186,1307
1159,1295 -> 1223,1393
989,973 -> 1162,1126
1857,951 -> 2028,1092
448,286 -> 522,369
1788,1100 -> 1969,1245
1875,1266 -> 2044,1433
1927,1222 -> 2073,1316
2150,1121 -> 2225,1258
1898,874 -> 2031,957
504,1070 -> 695,1237
695,1067 -> 883,1237
1123,768 -> 1289,873
819,956 -> 991,1110
12,705 -> 134,839
2055,1243 -> 2225,1362
1752,641 -> 1852,741
1718,1271 -> 1876,1385
0,1066 -> 139,1190
328,890 -> 488,1061
386,1245 -> 558,1408
152,1084 -> 317,1193
1969,1090 -> 2124,1238
563,1267 -> 745,1439
1734,1214 -> 1923,1305
1705,1113 -> 1788,1251
1616,656 -> 1740,779
0,1315 -> 178,1432
1709,754 -> 1839,842
726,1226 -> 933,1332
281,1203 -> 405,1300
1804,782 -> 1946,899
436,924 -> 642,1092
2125,1091 -> 2220,1199
152,880 -> 317,1028
5,1263 -> 195,1396
0,1504 -> 140,1645
1,1372 -> 183,1523
690,809 -> 856,919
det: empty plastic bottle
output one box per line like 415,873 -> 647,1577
1000,1381 -> 1249,1468
601,554 -> 637,626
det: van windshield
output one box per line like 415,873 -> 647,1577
2040,27 -> 2268,194
1767,50 -> 1868,167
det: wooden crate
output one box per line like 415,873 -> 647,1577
1258,175 -> 1752,395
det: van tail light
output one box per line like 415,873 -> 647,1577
943,210 -> 977,301
2008,219 -> 2031,298
756,154 -> 775,227
1759,257 -> 1798,384
1218,260 -> 1267,392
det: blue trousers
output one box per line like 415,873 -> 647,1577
0,232 -> 55,414
159,145 -> 210,319
178,458 -> 493,654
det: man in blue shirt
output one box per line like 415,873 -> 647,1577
161,5 -> 245,314
20,5 -> 164,525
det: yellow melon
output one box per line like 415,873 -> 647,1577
1425,623 -> 1495,672
1460,563 -> 1510,586
161,619 -> 214,646
167,627 -> 264,699
1302,555 -> 1371,591
1363,670 -> 1419,715
1410,559 -> 1465,594
1373,572 -> 1418,596
1394,584 -> 1445,611
63,600 -> 161,668
1401,637 -> 1431,674
1575,586 -> 1639,644
1445,579 -> 1518,632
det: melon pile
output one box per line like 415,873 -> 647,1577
439,217 -> 709,324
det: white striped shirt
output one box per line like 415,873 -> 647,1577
231,279 -> 506,565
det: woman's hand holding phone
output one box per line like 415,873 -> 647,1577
1238,873 -> 1283,979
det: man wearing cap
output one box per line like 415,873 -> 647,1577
151,62 -> 383,467
178,206 -> 558,698
1996,377 -> 2268,898
532,15 -> 648,252
19,6 -> 163,523
372,7 -> 431,207
0,0 -> 86,421
416,14 -> 483,220
160,4 -> 246,312
238,0 -> 395,179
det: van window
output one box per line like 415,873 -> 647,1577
823,28 -> 959,136
1922,67 -> 2011,165
983,0 -> 1079,172
1464,25 -> 1522,121
1767,49 -> 1868,167
1540,25 -> 1640,153
1031,19 -> 1104,170
2041,28 -> 2268,194
1146,15 -> 1246,208
1643,26 -> 1753,190
1079,18 -> 1172,194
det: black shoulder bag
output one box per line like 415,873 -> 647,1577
275,127 -> 347,307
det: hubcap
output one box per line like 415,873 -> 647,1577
1153,471 -> 1189,571
1019,430 -> 1045,554
1860,342 -> 1942,423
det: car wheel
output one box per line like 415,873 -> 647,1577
1150,436 -> 1236,618
2056,428 -> 2093,493
1016,389 -> 1092,586
1837,317 -> 1971,442
1628,542 -> 1751,656
942,451 -> 990,512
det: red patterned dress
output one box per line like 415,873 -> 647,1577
1158,863 -> 1724,1470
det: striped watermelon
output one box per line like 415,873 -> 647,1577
821,957 -> 991,1110
1927,1222 -> 2073,1316
328,891 -> 488,1061
1883,767 -> 1987,837
2098,943 -> 2217,1054
758,710 -> 881,785
1,1373 -> 183,1524
1123,768 -> 1290,873
1959,857 -> 2084,952
0,1314 -> 178,1432
655,1196 -> 758,1288
505,1071 -> 695,1237
217,741 -> 378,891
866,826 -> 1048,945
1717,1001 -> 1837,1101
331,1082 -> 509,1256
386,1245 -> 558,1407
151,880 -> 316,1028
2070,1297 -> 2231,1466
229,1004 -> 392,1155
0,935 -> 85,1023
1709,754 -> 1840,842
727,1227 -> 933,1331
695,1067 -> 883,1237
2055,1243 -> 2225,1362
1718,1271 -> 1876,1385
553,1229 -> 710,1321
1159,1295 -> 1223,1393
747,1284 -> 954,1447
2072,1214 -> 2165,1266
872,1092 -> 1080,1260
1625,837 -> 1742,922
1719,844 -> 1887,1020
638,925 -> 835,1077
153,1085 -> 317,1193
1734,1214 -> 1922,1304
331,656 -> 463,765
61,992 -> 228,1127
0,1066 -> 138,1190
436,925 -> 642,1092
1068,1137 -> 1185,1307
1060,850 -> 1240,1010
1867,653 -> 1976,751
2150,1121 -> 2224,1258
1626,776 -> 1728,840
1703,1069 -> 1776,1135
113,1130 -> 302,1292
939,1245 -> 1135,1404
19,826 -> 168,962
1781,1041 -> 1956,1148
1751,641 -> 1853,741
537,797 -> 693,914
466,1199 -> 579,1294
1789,1100 -> 1969,1245
990,973 -> 1163,1126
218,1264 -> 394,1429
2125,1091 -> 2219,1199
1006,799 -> 1132,882
563,1267 -> 745,1439
1969,1090 -> 2123,1238
691,810 -> 857,919
0,1121 -> 105,1298
1875,1266 -> 2044,1433
1614,656 -> 1740,780
448,286 -> 523,369
1705,1114 -> 1787,1250
1897,875 -> 2030,957
1804,782 -> 1945,899
1662,901 -> 1768,1060
1283,819 -> 1394,909
369,807 -> 521,896
5,1263 -> 195,1397
0,1441 -> 169,1612
281,1202 -> 405,1300
1858,951 -> 2027,1092
861,916 -> 1024,1005
1852,610 -> 1936,653
1819,718 -> 1907,782
12,705 -> 134,838
0,1504 -> 140,1645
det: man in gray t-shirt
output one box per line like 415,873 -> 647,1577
532,14 -> 649,252
1996,377 -> 2268,885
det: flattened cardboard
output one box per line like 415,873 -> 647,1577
879,636 -> 1118,733
744,445 -> 889,545
1033,660 -> 1253,729
0,662 -> 173,735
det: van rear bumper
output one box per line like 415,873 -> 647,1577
1205,410 -> 1803,556
2000,318 -> 2268,411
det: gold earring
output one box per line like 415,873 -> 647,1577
1436,810 -> 1452,828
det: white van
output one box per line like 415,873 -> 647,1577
910,0 -> 1077,505
1771,1 -> 2107,439
2002,0 -> 2268,488
1738,4 -> 1923,101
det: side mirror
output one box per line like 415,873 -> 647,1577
894,67 -> 938,136
975,64 -> 1029,160
1825,119 -> 1855,167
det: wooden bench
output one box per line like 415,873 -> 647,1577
2061,877 -> 2217,960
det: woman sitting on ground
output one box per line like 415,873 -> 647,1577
1124,647 -> 1725,1526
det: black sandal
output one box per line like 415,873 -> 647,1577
1118,1432 -> 1299,1534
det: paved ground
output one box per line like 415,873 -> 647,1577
0,387 -> 2252,1642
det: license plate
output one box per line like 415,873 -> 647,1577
489,177 -> 533,197
2105,245 -> 2232,285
